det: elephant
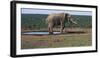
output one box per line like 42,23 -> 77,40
46,13 -> 77,34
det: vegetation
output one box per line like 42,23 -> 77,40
21,14 -> 92,30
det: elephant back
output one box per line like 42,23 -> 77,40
46,13 -> 65,23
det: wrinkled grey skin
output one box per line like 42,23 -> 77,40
46,13 -> 77,34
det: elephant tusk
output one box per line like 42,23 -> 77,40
70,18 -> 77,25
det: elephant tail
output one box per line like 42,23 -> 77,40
45,15 -> 52,24
45,17 -> 49,24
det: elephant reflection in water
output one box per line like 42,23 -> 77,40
46,13 -> 77,34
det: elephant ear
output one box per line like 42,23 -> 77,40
67,14 -> 72,23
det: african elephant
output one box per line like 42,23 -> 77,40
46,13 -> 77,34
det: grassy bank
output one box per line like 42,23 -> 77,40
21,28 -> 92,49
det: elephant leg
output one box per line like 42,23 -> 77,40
48,23 -> 53,34
60,22 -> 64,34
60,26 -> 64,34
60,22 -> 63,33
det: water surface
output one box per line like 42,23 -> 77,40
22,32 -> 60,35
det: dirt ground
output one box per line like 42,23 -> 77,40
21,28 -> 92,49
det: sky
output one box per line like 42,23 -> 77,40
21,8 -> 92,16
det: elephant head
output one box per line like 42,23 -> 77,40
65,14 -> 77,25
46,13 -> 77,34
